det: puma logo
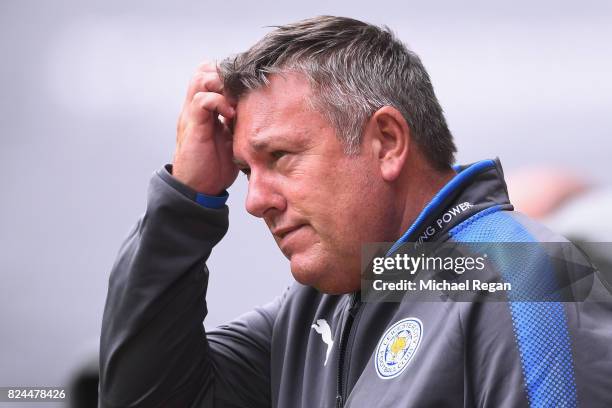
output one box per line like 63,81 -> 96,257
311,319 -> 334,366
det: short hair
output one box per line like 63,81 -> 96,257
219,15 -> 456,169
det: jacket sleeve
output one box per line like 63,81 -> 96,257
462,238 -> 612,407
464,284 -> 612,408
99,167 -> 279,408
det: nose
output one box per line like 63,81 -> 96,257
245,171 -> 286,218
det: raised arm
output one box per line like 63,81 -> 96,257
99,64 -> 278,407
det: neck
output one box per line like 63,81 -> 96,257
394,160 -> 456,240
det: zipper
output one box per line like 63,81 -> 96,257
336,292 -> 362,408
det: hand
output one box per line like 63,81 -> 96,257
173,62 -> 239,195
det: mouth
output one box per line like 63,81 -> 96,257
273,224 -> 306,240
274,224 -> 308,256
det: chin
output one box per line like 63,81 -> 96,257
289,253 -> 326,286
289,251 -> 357,295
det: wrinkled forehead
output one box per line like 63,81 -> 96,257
231,73 -> 328,155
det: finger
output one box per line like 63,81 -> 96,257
215,127 -> 237,169
185,71 -> 224,103
218,114 -> 236,138
191,91 -> 235,123
197,60 -> 218,73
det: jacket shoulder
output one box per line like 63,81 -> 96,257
449,207 -> 569,243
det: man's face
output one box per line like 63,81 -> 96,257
232,73 -> 391,294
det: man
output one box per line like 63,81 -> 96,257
99,16 -> 612,407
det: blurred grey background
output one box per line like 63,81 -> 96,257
1,0 -> 611,405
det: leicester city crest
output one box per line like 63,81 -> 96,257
374,317 -> 423,379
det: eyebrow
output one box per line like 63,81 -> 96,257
250,134 -> 276,152
232,135 -> 273,167
232,130 -> 308,166
232,133 -> 288,166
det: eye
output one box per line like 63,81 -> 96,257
271,150 -> 288,160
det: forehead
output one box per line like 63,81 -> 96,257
232,73 -> 330,154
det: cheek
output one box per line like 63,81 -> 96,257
283,165 -> 342,216
323,172 -> 376,239
288,157 -> 381,241
335,168 -> 386,237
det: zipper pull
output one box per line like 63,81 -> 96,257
336,394 -> 343,408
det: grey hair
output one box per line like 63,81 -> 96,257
219,15 -> 456,169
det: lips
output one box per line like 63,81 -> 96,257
273,224 -> 305,239
275,225 -> 308,256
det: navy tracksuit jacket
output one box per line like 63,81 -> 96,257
99,159 -> 612,407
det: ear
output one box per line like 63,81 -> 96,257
365,106 -> 410,182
